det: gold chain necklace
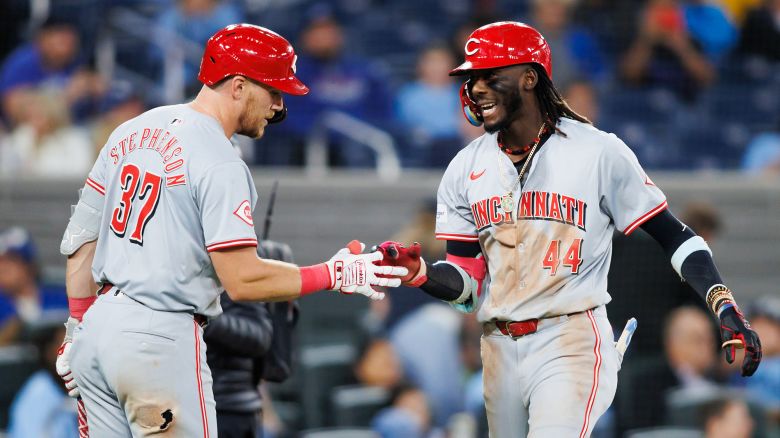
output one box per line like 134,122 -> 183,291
496,122 -> 548,215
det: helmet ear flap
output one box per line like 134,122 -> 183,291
268,106 -> 287,124
460,81 -> 482,126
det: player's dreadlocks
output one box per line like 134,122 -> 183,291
531,65 -> 591,136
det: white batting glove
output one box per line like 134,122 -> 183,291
325,242 -> 408,300
56,317 -> 81,398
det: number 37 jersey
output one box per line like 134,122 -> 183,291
435,118 -> 666,323
86,104 -> 258,318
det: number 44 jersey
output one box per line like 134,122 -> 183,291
87,104 -> 259,318
435,118 -> 667,323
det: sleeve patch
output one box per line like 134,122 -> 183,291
436,204 -> 448,224
232,200 -> 254,226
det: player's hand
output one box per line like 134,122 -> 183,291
325,240 -> 408,300
719,305 -> 762,377
373,241 -> 428,287
56,317 -> 81,398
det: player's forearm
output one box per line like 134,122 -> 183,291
221,257 -> 306,302
419,261 -> 465,301
640,209 -> 728,310
65,241 -> 99,299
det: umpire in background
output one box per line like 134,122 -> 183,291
205,240 -> 298,438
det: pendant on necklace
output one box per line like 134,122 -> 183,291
501,192 -> 515,213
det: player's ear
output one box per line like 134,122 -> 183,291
230,76 -> 247,100
522,67 -> 538,91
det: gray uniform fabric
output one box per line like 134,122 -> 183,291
435,118 -> 665,436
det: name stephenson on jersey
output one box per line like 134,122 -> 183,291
86,104 -> 259,318
435,118 -> 667,323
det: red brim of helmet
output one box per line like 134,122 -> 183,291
266,75 -> 309,96
449,61 -> 474,76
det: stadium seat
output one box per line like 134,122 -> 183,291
331,384 -> 391,427
300,427 -> 380,438
624,427 -> 702,438
300,343 -> 359,428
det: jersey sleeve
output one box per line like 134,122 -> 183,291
84,145 -> 109,196
435,157 -> 479,242
598,136 -> 667,235
196,162 -> 258,252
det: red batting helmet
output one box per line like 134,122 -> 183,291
198,24 -> 308,96
449,21 -> 552,79
451,22 -> 551,126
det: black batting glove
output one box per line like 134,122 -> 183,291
719,305 -> 762,377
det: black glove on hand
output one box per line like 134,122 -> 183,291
719,305 -> 762,377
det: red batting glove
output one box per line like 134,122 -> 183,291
375,241 -> 428,287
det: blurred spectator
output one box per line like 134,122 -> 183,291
618,306 -> 719,432
390,303 -> 464,427
0,89 -> 94,178
395,43 -> 461,167
680,201 -> 722,242
740,295 -> 780,420
371,384 -> 436,438
90,83 -> 146,152
742,124 -> 780,175
7,323 -> 77,438
620,0 -> 715,102
735,0 -> 780,62
0,227 -> 68,345
0,18 -> 103,126
152,0 -> 243,95
271,5 -> 393,167
354,337 -> 404,390
697,396 -> 755,438
683,0 -> 738,62
721,0 -> 763,24
527,0 -> 608,87
562,79 -> 600,124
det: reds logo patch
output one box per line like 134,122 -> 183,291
233,200 -> 254,226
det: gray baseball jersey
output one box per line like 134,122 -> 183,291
436,117 -> 666,323
87,104 -> 258,318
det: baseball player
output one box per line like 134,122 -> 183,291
376,21 -> 762,437
54,24 -> 406,437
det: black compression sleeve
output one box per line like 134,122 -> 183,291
419,260 -> 464,301
640,209 -> 724,301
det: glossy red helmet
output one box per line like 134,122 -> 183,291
198,24 -> 308,96
450,21 -> 552,79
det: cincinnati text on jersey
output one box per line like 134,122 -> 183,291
108,128 -> 187,186
471,191 -> 587,231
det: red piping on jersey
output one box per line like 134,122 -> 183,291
85,178 -> 105,195
579,309 -> 602,438
194,321 -> 210,438
623,200 -> 668,235
435,232 -> 479,242
206,238 -> 258,252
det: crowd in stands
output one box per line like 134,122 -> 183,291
0,0 -> 779,436
0,0 -> 778,175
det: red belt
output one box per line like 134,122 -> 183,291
98,282 -> 208,327
495,319 -> 539,338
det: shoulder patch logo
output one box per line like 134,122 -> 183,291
233,200 -> 254,226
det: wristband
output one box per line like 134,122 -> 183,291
68,296 -> 97,321
706,284 -> 734,314
300,264 -> 331,295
